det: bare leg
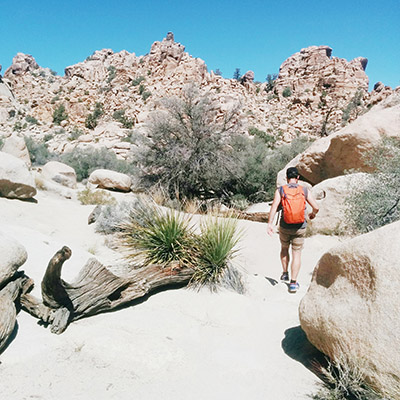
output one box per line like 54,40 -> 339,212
290,249 -> 302,282
280,246 -> 290,273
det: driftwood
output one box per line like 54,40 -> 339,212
21,246 -> 194,334
0,274 -> 33,352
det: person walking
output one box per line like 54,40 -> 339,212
267,167 -> 319,293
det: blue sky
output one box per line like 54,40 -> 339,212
1,0 -> 399,89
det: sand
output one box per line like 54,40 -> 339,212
0,190 -> 341,400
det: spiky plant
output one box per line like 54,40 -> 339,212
190,216 -> 241,290
118,199 -> 195,266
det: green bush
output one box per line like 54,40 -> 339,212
95,200 -> 138,234
119,199 -> 195,266
132,76 -> 145,86
345,137 -> 400,233
112,109 -> 134,129
24,136 -> 54,166
282,86 -> 292,97
107,65 -> 116,83
60,147 -> 137,181
53,104 -> 68,125
139,85 -> 241,200
190,216 -> 242,291
25,115 -> 39,125
248,126 -> 277,148
342,88 -> 364,124
77,188 -> 116,205
265,73 -> 278,92
85,102 -> 104,129
68,127 -> 84,141
142,90 -> 151,101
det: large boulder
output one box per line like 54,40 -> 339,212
1,133 -> 31,167
0,152 -> 36,199
88,169 -> 132,192
299,220 -> 400,391
41,161 -> 77,189
0,232 -> 27,285
279,96 -> 400,185
307,173 -> 369,235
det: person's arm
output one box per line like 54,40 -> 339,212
267,189 -> 281,235
306,190 -> 319,220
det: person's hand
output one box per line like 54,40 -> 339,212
309,211 -> 317,220
267,223 -> 275,236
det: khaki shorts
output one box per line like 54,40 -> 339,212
279,226 -> 306,251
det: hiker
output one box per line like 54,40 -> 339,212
267,167 -> 319,293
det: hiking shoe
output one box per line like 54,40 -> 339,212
289,282 -> 300,293
280,272 -> 289,282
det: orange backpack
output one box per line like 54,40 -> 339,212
280,185 -> 306,224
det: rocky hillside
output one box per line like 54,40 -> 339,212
0,32 -> 395,160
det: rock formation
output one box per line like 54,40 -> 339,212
299,220 -> 400,393
0,33 -> 394,161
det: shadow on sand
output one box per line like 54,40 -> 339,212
282,325 -> 328,378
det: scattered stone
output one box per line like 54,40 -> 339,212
88,169 -> 132,192
1,133 -> 31,167
41,161 -> 77,189
0,232 -> 27,285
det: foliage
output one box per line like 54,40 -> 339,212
189,216 -> 242,291
95,200 -> 137,234
311,354 -> 394,400
118,199 -> 195,266
25,115 -> 39,125
282,86 -> 292,97
342,88 -> 364,124
60,147 -> 137,181
77,188 -> 116,205
112,109 -> 134,129
265,73 -> 278,92
215,69 -> 222,76
345,137 -> 400,233
24,136 -> 54,165
107,65 -> 116,83
85,102 -> 104,129
68,127 -> 84,141
233,68 -> 241,80
52,104 -> 68,125
248,126 -> 277,148
0,137 -> 4,150
132,76 -> 145,86
230,135 -> 312,202
142,90 -> 151,101
139,84 -> 241,200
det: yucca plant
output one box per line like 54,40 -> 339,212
119,199 -> 195,266
190,216 -> 241,290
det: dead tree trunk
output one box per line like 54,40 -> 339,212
21,246 -> 194,334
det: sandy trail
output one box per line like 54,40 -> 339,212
0,191 -> 341,400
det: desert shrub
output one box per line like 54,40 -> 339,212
233,68 -> 241,80
68,127 -> 84,141
118,199 -> 195,266
60,147 -> 137,181
345,137 -> 400,233
85,102 -> 104,129
107,65 -> 116,83
265,73 -> 278,92
230,135 -> 312,202
77,188 -> 116,205
139,84 -> 241,200
311,354 -> 395,400
342,88 -> 364,124
112,109 -> 134,129
189,216 -> 242,291
25,115 -> 39,125
24,136 -> 54,165
132,76 -> 145,86
95,200 -> 138,234
13,121 -> 26,131
0,137 -> 4,150
282,86 -> 292,97
53,104 -> 68,125
248,126 -> 277,148
142,90 -> 151,101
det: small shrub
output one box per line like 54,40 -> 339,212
60,147 -> 137,181
112,109 -> 134,129
25,115 -> 39,125
248,126 -> 277,148
142,90 -> 151,101
13,121 -> 23,131
233,68 -> 241,81
85,102 -> 104,129
95,201 -> 138,234
24,136 -> 54,165
282,86 -> 292,97
77,188 -> 116,205
51,95 -> 60,104
342,88 -> 364,124
43,134 -> 54,142
68,127 -> 84,141
0,137 -> 4,150
118,199 -> 195,266
107,65 -> 116,83
53,104 -> 68,125
189,216 -> 241,291
132,76 -> 145,86
265,73 -> 278,92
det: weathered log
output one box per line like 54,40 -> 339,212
0,275 -> 33,352
21,246 -> 194,334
